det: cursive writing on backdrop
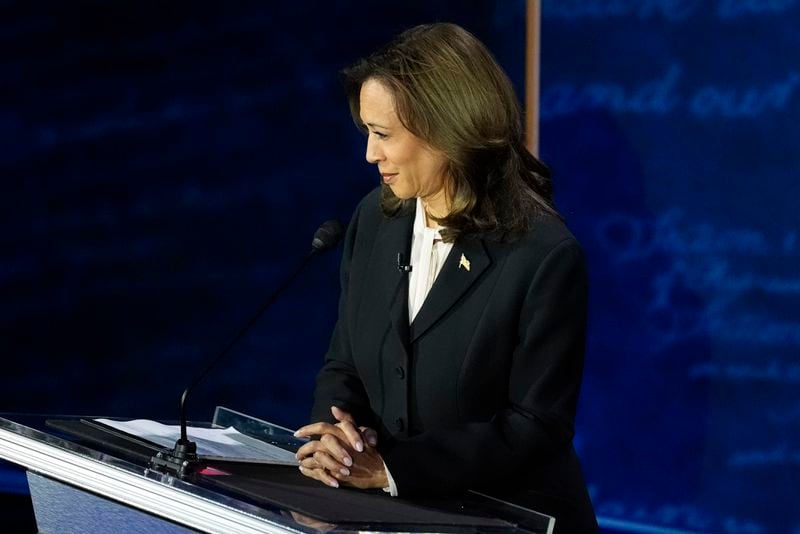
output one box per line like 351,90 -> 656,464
542,1 -> 800,532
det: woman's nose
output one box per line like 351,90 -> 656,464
365,135 -> 384,164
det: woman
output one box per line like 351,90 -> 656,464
295,23 -> 598,532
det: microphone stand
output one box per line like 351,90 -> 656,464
149,221 -> 342,479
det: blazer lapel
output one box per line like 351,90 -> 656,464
409,236 -> 491,343
373,207 -> 414,353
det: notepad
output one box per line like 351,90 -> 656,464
94,418 -> 299,465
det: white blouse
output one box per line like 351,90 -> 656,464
407,197 -> 454,322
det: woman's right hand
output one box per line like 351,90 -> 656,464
294,406 -> 378,487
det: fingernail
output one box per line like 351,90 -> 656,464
368,436 -> 377,446
343,456 -> 352,466
355,441 -> 364,452
293,431 -> 300,437
340,468 -> 350,476
328,479 -> 339,488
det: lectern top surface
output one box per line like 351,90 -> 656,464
0,412 -> 554,534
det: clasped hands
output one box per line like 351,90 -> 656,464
294,406 -> 388,490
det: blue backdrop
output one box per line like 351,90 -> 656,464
1,1 -> 797,532
540,1 -> 799,532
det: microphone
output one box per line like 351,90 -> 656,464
149,219 -> 344,479
312,219 -> 345,253
397,252 -> 412,273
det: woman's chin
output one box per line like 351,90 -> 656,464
387,185 -> 414,200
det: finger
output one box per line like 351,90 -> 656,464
330,407 -> 363,450
359,426 -> 378,447
294,421 -> 340,438
313,450 -> 351,477
294,422 -> 346,439
320,433 -> 353,467
295,440 -> 323,461
298,465 -> 339,488
335,419 -> 364,452
299,457 -> 343,477
296,439 -> 340,462
299,457 -> 321,470
331,405 -> 355,424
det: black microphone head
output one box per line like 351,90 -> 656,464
311,219 -> 344,253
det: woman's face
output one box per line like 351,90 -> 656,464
359,79 -> 449,203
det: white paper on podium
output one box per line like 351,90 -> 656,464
95,418 -> 299,465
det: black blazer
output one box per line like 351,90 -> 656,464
312,188 -> 597,532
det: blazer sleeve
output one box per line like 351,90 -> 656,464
380,238 -> 589,495
310,197 -> 377,428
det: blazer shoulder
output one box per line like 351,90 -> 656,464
352,187 -> 384,223
344,187 -> 406,257
342,187 -> 383,248
349,186 -> 414,237
513,212 -> 584,260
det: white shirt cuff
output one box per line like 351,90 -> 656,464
382,460 -> 399,497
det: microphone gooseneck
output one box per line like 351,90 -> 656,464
149,220 -> 344,479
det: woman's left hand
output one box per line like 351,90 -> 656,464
295,407 -> 388,490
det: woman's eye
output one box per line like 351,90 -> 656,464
373,131 -> 388,140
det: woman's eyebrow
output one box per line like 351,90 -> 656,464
363,121 -> 390,130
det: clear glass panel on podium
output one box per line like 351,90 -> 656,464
211,406 -> 307,452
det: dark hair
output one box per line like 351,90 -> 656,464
341,23 -> 557,242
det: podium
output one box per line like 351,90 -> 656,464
0,409 -> 555,533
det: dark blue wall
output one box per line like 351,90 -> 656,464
540,1 -> 800,532
1,0 -> 523,423
2,1 -> 798,532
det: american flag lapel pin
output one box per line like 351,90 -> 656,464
459,253 -> 471,272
